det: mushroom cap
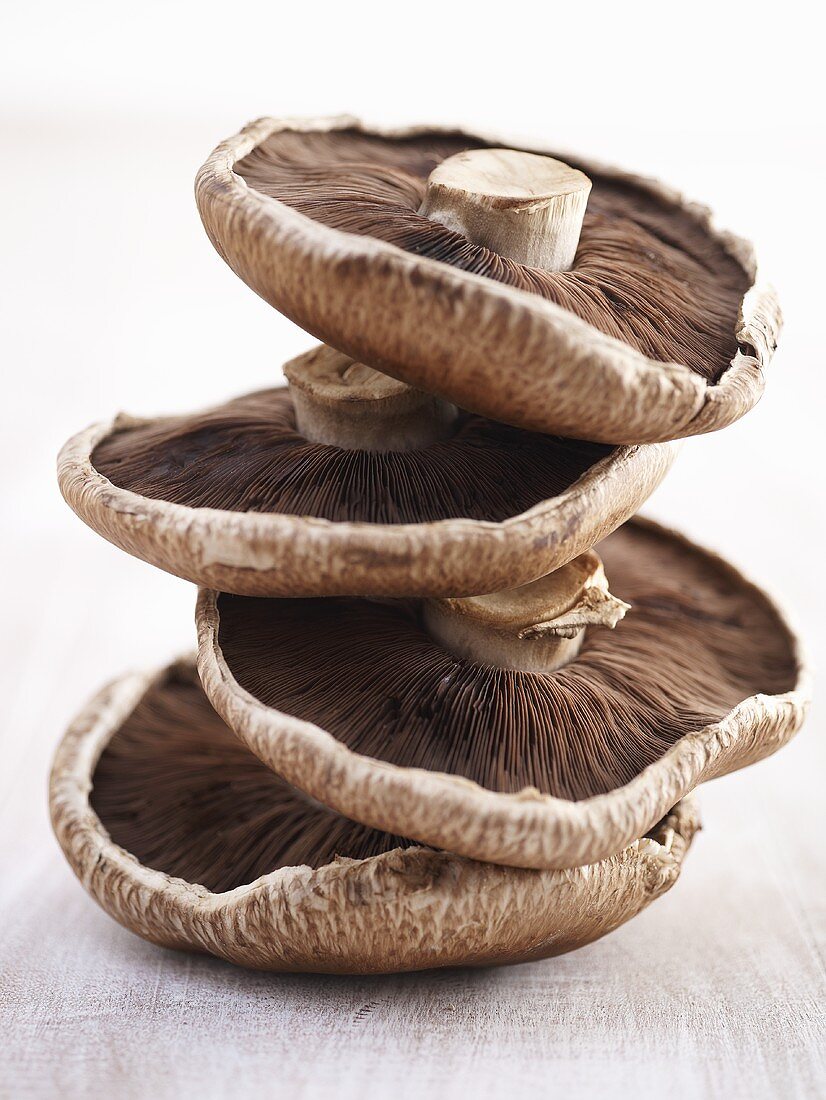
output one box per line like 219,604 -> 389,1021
57,384 -> 675,598
195,517 -> 809,869
195,116 -> 780,444
50,658 -> 699,974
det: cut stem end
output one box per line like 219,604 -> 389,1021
420,147 -> 592,272
285,345 -> 457,451
424,551 -> 629,673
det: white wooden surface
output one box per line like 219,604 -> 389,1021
2,26 -> 825,1096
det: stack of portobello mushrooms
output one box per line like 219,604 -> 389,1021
52,117 -> 809,974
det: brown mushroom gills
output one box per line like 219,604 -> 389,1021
89,665 -> 688,896
91,668 -> 407,892
235,129 -> 750,382
91,380 -> 611,524
214,522 -> 796,802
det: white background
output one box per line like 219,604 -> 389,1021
1,2 -> 824,1097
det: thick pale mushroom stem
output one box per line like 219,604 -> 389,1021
424,551 -> 629,673
420,148 -> 592,272
286,153 -> 590,449
284,344 -> 457,451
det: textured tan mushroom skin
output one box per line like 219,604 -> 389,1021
195,116 -> 780,444
57,409 -> 676,598
195,518 -> 810,870
49,659 -> 700,973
